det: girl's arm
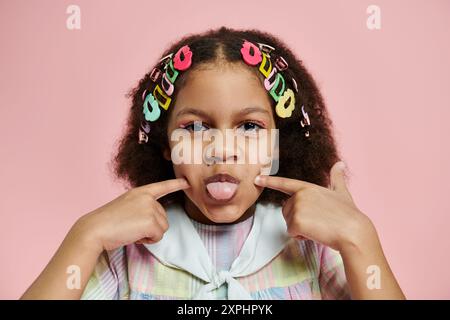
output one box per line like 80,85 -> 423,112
21,178 -> 190,299
20,216 -> 102,299
254,161 -> 406,300
339,220 -> 405,299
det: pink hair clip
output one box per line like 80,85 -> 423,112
140,120 -> 151,134
173,45 -> 193,71
275,56 -> 288,71
150,67 -> 162,83
241,40 -> 262,66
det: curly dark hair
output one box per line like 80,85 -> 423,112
110,26 -> 346,206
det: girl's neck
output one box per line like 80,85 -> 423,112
183,196 -> 256,226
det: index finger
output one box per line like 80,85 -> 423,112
254,175 -> 313,195
144,178 -> 190,199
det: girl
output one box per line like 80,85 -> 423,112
21,27 -> 405,300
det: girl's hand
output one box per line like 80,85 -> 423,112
75,178 -> 190,253
254,161 -> 375,253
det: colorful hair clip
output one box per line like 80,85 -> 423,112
241,40 -> 262,66
140,40 -> 312,144
143,92 -> 161,122
173,45 -> 193,71
257,42 -> 276,57
161,73 -> 175,96
239,39 -> 311,136
275,89 -> 296,118
241,39 -> 294,119
140,120 -> 151,134
259,52 -> 273,78
264,67 -> 278,91
165,59 -> 179,84
150,67 -> 162,83
159,53 -> 174,65
300,105 -> 311,137
274,56 -> 288,71
153,84 -> 171,110
138,129 -> 148,144
269,73 -> 286,102
291,77 -> 299,93
139,45 -> 194,144
300,105 -> 310,127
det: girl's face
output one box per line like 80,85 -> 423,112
165,63 -> 276,224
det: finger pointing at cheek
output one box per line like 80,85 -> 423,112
254,175 -> 315,195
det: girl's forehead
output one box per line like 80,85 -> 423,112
173,64 -> 273,117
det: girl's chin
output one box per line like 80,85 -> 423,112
206,217 -> 242,224
202,204 -> 243,223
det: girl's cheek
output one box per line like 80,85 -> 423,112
172,164 -> 188,178
172,164 -> 201,187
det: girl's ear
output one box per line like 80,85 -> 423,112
163,147 -> 171,161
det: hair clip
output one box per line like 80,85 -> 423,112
161,73 -> 174,96
173,45 -> 193,71
240,38 -> 298,120
241,40 -> 262,66
143,91 -> 161,121
264,67 -> 278,91
275,89 -> 296,118
158,53 -> 174,65
291,77 -> 299,93
139,46 -> 194,144
275,56 -> 288,71
138,129 -> 149,144
257,42 -> 276,57
140,120 -> 151,134
300,105 -> 310,127
300,105 -> 311,137
150,67 -> 162,83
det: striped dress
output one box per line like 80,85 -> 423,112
81,203 -> 351,300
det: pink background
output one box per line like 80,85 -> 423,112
1,0 -> 449,299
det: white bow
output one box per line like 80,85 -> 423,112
144,202 -> 290,300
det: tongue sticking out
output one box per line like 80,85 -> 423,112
206,182 -> 238,201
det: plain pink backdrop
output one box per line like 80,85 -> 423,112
1,0 -> 449,299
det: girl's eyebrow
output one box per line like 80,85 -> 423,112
176,106 -> 270,118
238,107 -> 270,117
176,108 -> 211,119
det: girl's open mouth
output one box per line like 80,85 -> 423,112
204,173 -> 240,201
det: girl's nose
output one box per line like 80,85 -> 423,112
203,130 -> 243,165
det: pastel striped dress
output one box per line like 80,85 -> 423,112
81,203 -> 350,300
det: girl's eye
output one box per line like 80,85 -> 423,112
183,121 -> 209,132
237,121 -> 264,133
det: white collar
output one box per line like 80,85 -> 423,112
144,202 -> 290,299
